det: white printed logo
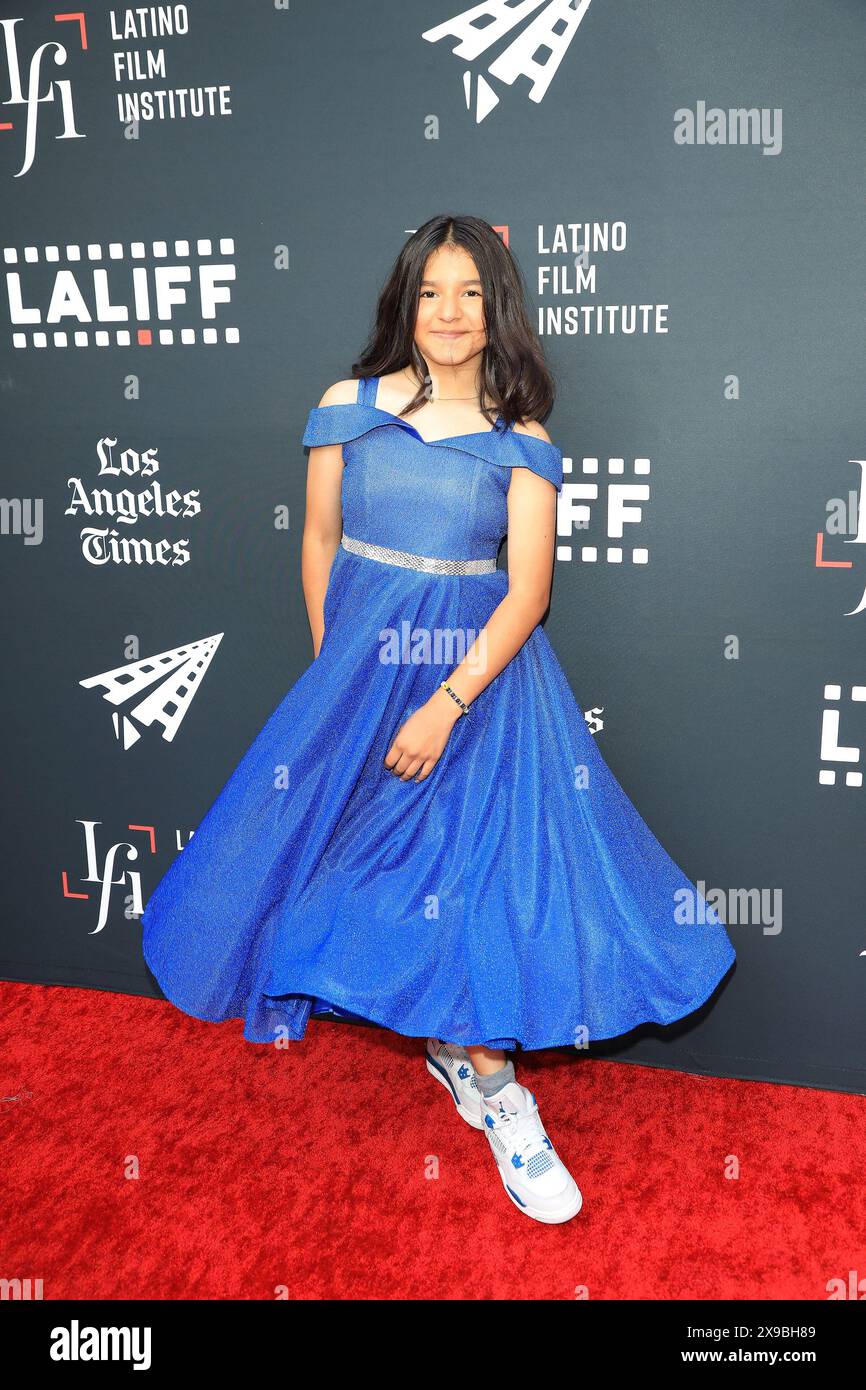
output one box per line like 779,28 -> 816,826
818,683 -> 865,791
5,237 -> 238,352
422,0 -> 593,124
0,14 -> 86,178
80,634 -> 223,748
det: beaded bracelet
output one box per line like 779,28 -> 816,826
440,681 -> 471,717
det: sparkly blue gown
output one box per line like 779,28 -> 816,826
141,375 -> 736,1048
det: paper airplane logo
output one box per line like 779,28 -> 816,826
422,0 -> 593,124
80,633 -> 223,749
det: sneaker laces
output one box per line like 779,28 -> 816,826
488,1097 -> 552,1162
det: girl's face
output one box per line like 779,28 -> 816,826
413,244 -> 487,374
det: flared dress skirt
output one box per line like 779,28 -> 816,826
141,376 -> 736,1048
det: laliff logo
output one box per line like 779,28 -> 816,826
0,14 -> 87,178
80,634 -> 223,748
422,0 -> 593,124
818,683 -> 864,792
557,453 -> 651,565
5,237 -> 238,350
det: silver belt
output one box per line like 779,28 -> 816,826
340,532 -> 497,575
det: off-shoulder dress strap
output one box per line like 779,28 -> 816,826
356,376 -> 374,406
301,380 -> 564,492
302,384 -> 377,450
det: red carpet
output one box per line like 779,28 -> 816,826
2,979 -> 863,1301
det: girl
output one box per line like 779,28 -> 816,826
142,214 -> 736,1226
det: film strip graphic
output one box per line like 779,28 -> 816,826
80,634 -> 223,748
556,454 -> 651,564
5,238 -> 238,348
422,0 -> 593,123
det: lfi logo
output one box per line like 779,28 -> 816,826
0,14 -> 87,178
815,459 -> 866,616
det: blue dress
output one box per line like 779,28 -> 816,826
141,375 -> 736,1049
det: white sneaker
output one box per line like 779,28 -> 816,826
425,1038 -> 484,1130
481,1080 -> 583,1224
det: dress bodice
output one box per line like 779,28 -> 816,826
301,376 -> 564,562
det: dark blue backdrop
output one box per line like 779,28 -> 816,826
1,0 -> 864,1092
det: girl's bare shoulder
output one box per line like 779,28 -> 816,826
315,378 -> 361,408
511,419 -> 553,443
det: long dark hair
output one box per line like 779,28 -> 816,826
352,214 -> 556,430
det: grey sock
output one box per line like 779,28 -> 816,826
476,1059 -> 516,1098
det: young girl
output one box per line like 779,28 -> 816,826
142,213 -> 736,1226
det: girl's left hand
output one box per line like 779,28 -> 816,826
384,690 -> 463,782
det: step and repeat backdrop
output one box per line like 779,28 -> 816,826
1,1 -> 863,1092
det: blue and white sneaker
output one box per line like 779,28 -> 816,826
425,1038 -> 484,1130
481,1081 -> 583,1224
